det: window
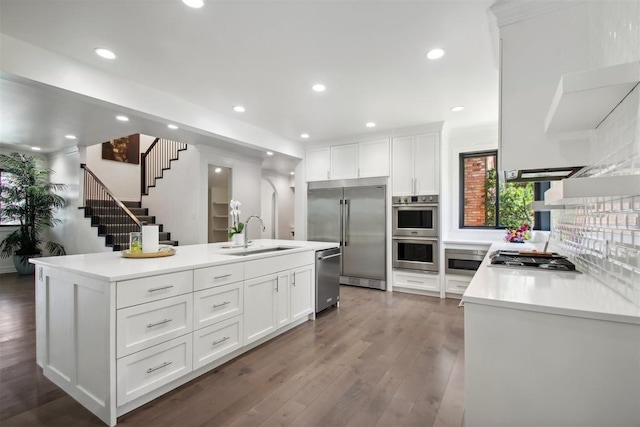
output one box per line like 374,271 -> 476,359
0,169 -> 20,226
459,150 -> 539,229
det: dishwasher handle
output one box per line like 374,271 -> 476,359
318,253 -> 341,261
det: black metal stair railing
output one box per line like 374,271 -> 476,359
140,138 -> 187,196
80,164 -> 140,249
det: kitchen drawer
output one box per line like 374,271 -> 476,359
445,276 -> 471,294
117,270 -> 193,309
117,334 -> 192,406
193,316 -> 243,370
117,294 -> 193,358
393,270 -> 440,292
244,251 -> 314,280
194,263 -> 243,291
194,281 -> 243,330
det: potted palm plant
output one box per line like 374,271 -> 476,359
0,152 -> 66,275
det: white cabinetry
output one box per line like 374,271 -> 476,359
392,133 -> 439,196
244,274 -> 278,344
306,147 -> 331,181
330,144 -> 358,180
393,269 -> 440,295
445,276 -> 471,297
493,2 -> 592,172
306,139 -> 389,181
290,265 -> 314,322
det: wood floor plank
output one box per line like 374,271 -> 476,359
1,276 -> 465,427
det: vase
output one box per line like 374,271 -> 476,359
13,254 -> 42,275
232,233 -> 244,246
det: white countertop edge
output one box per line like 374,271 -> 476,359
30,240 -> 339,282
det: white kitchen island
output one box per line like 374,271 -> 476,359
30,239 -> 338,426
462,242 -> 640,427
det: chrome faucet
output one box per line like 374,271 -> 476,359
243,215 -> 266,248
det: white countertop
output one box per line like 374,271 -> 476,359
31,239 -> 338,282
463,242 -> 640,325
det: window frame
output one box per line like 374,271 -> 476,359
458,149 -> 500,229
0,168 -> 20,227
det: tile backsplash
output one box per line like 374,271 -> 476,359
551,83 -> 640,306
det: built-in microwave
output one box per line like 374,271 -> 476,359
444,248 -> 487,276
392,195 -> 438,237
392,237 -> 439,272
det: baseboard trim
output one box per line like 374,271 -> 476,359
0,266 -> 16,274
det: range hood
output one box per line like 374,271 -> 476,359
503,166 -> 584,183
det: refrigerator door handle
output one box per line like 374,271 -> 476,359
339,199 -> 344,246
344,199 -> 350,247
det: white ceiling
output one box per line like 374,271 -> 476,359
0,0 -> 499,171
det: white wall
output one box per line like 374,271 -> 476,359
262,171 -> 296,240
260,179 -> 275,239
143,143 -> 202,246
85,134 -> 154,201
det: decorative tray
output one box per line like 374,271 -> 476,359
121,248 -> 176,258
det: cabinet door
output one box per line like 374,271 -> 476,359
276,272 -> 290,329
392,136 -> 415,196
358,139 -> 390,178
243,275 -> 277,344
414,133 -> 439,195
306,147 -> 331,181
330,144 -> 359,180
290,265 -> 314,322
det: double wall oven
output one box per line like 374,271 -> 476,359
392,195 -> 439,272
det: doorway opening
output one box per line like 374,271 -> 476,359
208,165 -> 231,243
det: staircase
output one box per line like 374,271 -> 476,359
84,199 -> 178,251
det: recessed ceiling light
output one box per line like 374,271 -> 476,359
290,171 -> 295,175
116,115 -> 129,122
31,147 -> 41,151
300,133 -> 310,139
366,122 -> 376,128
312,84 -> 326,92
233,106 -> 245,113
182,0 -> 204,8
450,106 -> 465,112
95,48 -> 116,59
266,151 -> 274,156
214,167 -> 222,173
427,48 -> 445,60
167,124 -> 178,129
65,134 -> 77,140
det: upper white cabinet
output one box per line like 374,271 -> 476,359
330,144 -> 359,180
306,139 -> 390,182
392,133 -> 439,196
493,2 -> 592,172
306,147 -> 331,181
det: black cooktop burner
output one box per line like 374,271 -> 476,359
489,250 -> 577,271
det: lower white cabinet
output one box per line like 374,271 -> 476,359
393,269 -> 440,293
193,316 -> 243,370
117,334 -> 193,406
445,275 -> 471,297
290,265 -> 314,322
193,281 -> 243,330
244,274 -> 278,344
276,271 -> 291,329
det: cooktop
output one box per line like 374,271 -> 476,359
489,250 -> 577,272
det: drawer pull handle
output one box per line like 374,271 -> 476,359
214,274 -> 232,280
148,285 -> 174,293
146,361 -> 172,374
292,271 -> 296,286
212,336 -> 230,346
213,301 -> 231,309
147,318 -> 173,328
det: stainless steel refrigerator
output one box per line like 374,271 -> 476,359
307,179 -> 386,290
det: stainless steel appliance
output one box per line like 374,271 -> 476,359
444,248 -> 488,276
392,237 -> 439,272
489,250 -> 577,271
308,178 -> 386,290
392,195 -> 438,237
315,247 -> 341,313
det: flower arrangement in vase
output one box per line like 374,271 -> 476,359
228,200 -> 244,243
505,223 -> 531,243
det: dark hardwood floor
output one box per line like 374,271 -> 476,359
0,272 -> 465,427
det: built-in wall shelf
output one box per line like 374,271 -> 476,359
545,61 -> 640,133
544,175 -> 640,205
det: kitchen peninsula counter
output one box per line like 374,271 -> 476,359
462,242 -> 640,426
30,239 -> 338,426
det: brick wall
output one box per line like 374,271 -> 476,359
464,156 -> 488,226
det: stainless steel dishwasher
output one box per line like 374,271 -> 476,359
315,247 -> 341,313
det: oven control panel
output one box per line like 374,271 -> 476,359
392,194 -> 438,204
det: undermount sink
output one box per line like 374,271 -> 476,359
226,246 -> 297,256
